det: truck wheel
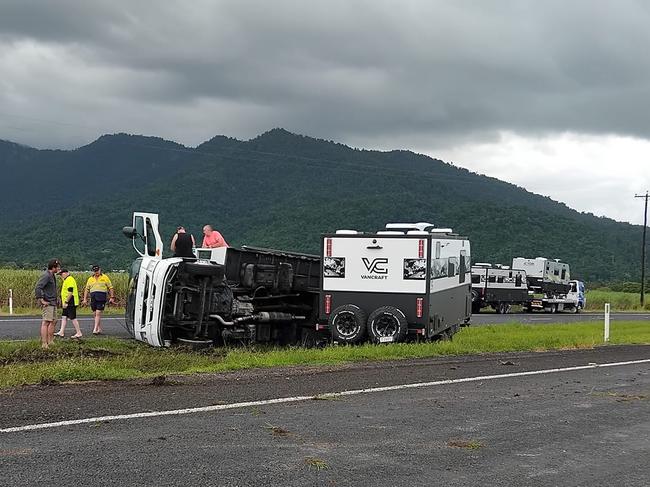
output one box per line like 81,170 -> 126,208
367,306 -> 408,344
328,304 -> 367,344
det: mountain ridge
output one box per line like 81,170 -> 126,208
0,128 -> 643,282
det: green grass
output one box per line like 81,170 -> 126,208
585,290 -> 649,311
0,268 -> 129,312
0,321 -> 648,390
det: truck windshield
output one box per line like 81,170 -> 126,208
125,258 -> 143,337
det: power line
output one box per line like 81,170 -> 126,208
634,191 -> 649,306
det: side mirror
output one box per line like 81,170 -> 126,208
122,226 -> 138,239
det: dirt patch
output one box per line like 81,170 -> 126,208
1,348 -> 121,366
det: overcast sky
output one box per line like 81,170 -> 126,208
1,0 -> 649,224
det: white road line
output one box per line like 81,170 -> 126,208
2,358 -> 649,434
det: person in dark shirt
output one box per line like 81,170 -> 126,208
170,226 -> 196,258
34,259 -> 61,349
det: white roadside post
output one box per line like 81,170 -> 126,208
9,289 -> 13,315
604,303 -> 610,342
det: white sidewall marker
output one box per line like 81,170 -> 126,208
2,358 -> 649,434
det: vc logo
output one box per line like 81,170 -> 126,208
362,258 -> 389,274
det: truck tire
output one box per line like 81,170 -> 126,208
367,306 -> 408,344
329,304 -> 367,344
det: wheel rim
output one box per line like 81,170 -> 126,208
334,311 -> 359,337
373,313 -> 399,337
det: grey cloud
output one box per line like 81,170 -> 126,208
1,0 -> 650,149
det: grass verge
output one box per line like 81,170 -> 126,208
0,321 -> 648,390
586,290 -> 649,311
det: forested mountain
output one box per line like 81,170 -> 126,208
0,129 -> 644,282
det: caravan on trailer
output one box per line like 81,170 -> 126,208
471,257 -> 585,314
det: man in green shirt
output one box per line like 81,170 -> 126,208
54,269 -> 82,339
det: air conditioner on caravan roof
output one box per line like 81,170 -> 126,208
385,222 -> 435,232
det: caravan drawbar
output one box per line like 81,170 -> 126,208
122,214 -> 471,347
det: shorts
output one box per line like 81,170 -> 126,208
90,292 -> 107,311
62,305 -> 77,320
42,305 -> 56,322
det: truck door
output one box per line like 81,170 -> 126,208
132,212 -> 163,259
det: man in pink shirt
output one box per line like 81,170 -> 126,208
202,225 -> 229,248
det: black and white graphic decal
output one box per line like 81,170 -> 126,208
403,258 -> 426,279
324,257 -> 346,278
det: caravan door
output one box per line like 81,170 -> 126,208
131,212 -> 164,259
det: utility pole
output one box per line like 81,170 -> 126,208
635,191 -> 649,306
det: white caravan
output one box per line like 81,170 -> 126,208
321,223 -> 471,344
470,264 -> 528,314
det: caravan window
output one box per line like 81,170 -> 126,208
561,269 -> 566,280
431,258 -> 448,279
497,276 -> 504,283
448,257 -> 459,277
459,251 -> 467,283
488,275 -> 496,283
471,274 -> 480,284
515,273 -> 523,287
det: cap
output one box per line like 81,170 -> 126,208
58,268 -> 69,275
91,265 -> 100,272
177,226 -> 184,231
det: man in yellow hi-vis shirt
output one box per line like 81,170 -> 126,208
54,269 -> 83,339
82,265 -> 116,335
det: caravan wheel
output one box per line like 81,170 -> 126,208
329,304 -> 367,344
367,306 -> 408,344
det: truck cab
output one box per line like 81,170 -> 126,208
123,212 -> 321,347
567,280 -> 586,311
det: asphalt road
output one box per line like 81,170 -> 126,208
0,312 -> 648,341
0,315 -> 128,340
1,345 -> 649,486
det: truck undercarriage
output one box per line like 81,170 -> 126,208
126,246 -> 322,347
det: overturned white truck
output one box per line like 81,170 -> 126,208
122,213 -> 471,347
